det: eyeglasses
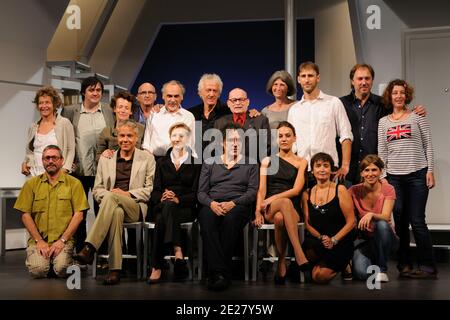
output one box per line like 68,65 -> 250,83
139,91 -> 156,96
228,98 -> 247,104
43,156 -> 61,162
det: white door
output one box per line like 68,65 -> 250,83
404,27 -> 450,224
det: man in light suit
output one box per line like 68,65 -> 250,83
74,121 -> 156,285
214,88 -> 272,163
61,76 -> 115,254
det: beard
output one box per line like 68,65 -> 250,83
44,164 -> 59,176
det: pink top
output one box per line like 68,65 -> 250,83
349,182 -> 396,236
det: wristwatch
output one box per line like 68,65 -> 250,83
331,236 -> 338,246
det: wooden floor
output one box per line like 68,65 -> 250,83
1,249 -> 449,301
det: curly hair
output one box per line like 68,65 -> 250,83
33,86 -> 62,113
382,79 -> 414,110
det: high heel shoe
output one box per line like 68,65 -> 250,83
299,262 -> 312,283
288,261 -> 312,283
274,274 -> 286,285
274,264 -> 286,285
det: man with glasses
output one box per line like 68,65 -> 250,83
142,80 -> 196,161
14,145 -> 89,278
133,82 -> 159,126
214,88 -> 271,163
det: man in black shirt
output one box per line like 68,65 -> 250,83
339,63 -> 425,184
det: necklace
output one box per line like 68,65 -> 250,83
390,108 -> 407,121
313,183 -> 331,214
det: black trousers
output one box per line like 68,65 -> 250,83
74,175 -> 98,253
151,201 -> 194,269
198,204 -> 249,280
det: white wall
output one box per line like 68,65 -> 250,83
348,0 -> 407,93
0,0 -> 68,188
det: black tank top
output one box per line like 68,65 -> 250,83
307,184 -> 348,240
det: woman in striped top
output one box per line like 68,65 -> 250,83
377,79 -> 437,279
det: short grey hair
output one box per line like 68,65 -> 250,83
265,70 -> 296,96
43,144 -> 62,157
162,80 -> 185,96
117,120 -> 139,136
198,73 -> 223,95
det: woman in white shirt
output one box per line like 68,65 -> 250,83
22,86 -> 75,176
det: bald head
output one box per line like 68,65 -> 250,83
227,88 -> 250,114
137,82 -> 157,108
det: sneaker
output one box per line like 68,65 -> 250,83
375,272 -> 389,282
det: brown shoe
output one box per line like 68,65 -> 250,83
398,265 -> 413,278
103,270 -> 121,285
73,243 -> 96,265
408,269 -> 437,279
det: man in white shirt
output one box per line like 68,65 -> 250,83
287,61 -> 353,183
142,80 -> 196,159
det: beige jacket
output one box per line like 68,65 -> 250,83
24,115 -> 75,173
93,148 -> 155,219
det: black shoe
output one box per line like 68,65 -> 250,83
173,259 -> 189,282
341,263 -> 353,281
274,264 -> 286,285
274,274 -> 286,285
73,243 -> 96,265
298,262 -> 312,283
207,273 -> 231,291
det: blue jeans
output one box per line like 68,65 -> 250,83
388,167 -> 436,271
352,220 -> 397,280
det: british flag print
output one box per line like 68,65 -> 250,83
386,124 -> 411,141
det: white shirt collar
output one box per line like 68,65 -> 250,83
170,149 -> 189,166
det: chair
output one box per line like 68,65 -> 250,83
250,222 -> 305,281
92,221 -> 143,279
143,221 -> 200,281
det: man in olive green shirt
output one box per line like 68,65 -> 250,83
14,145 -> 89,278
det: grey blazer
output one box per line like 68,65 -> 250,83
61,102 -> 115,136
93,148 -> 156,220
24,115 -> 76,173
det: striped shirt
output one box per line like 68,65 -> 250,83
377,112 -> 434,176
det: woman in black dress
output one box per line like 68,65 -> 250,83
254,121 -> 310,284
147,122 -> 200,284
302,152 -> 356,284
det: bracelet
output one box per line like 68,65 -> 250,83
34,238 -> 42,243
60,237 -> 67,244
317,234 -> 323,240
331,236 -> 338,246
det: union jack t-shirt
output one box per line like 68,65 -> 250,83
377,113 -> 434,176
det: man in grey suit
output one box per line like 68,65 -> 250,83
74,121 -> 155,285
214,88 -> 272,163
61,76 -> 115,254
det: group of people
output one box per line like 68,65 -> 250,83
14,60 -> 438,292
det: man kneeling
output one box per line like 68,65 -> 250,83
14,145 -> 89,278
74,121 -> 155,285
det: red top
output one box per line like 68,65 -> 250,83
233,113 -> 246,127
349,182 -> 396,235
